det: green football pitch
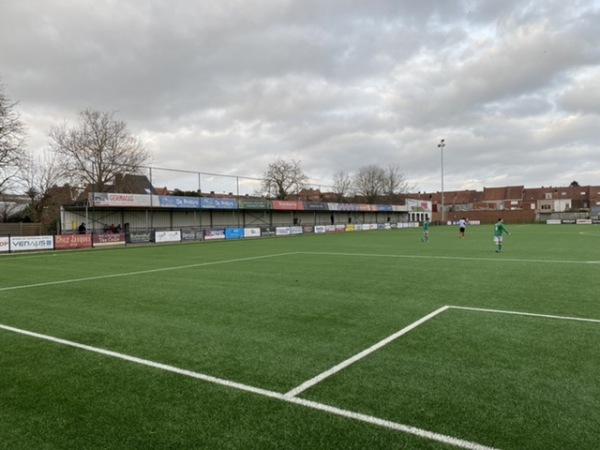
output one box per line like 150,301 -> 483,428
1,224 -> 599,450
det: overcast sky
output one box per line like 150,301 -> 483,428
1,0 -> 599,195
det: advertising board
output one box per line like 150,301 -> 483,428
10,236 -> 54,252
0,237 -> 9,253
55,234 -> 93,249
155,231 -> 181,243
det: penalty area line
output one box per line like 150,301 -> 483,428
0,321 -> 498,450
285,306 -> 450,397
449,305 -> 600,324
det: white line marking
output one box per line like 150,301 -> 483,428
0,322 -> 279,396
448,306 -> 600,324
285,306 -> 450,397
289,397 -> 498,450
0,322 -> 498,450
579,232 -> 600,237
298,251 -> 595,265
0,252 -> 300,292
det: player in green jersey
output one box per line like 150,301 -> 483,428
493,218 -> 510,252
421,218 -> 430,243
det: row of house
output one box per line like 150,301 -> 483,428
298,184 -> 600,214
406,185 -> 600,223
417,185 -> 599,212
295,184 -> 600,224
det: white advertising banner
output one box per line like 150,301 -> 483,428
90,192 -> 153,207
0,236 -> 9,253
244,228 -> 261,238
204,230 -> 225,240
276,227 -> 291,236
289,226 -> 303,235
155,231 -> 181,243
405,198 -> 432,213
10,236 -> 54,252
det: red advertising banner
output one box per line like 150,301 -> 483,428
358,204 -> 377,212
271,200 -> 305,210
55,234 -> 93,250
93,233 -> 127,246
0,236 -> 9,252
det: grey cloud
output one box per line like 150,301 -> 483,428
2,0 -> 600,193
557,71 -> 600,115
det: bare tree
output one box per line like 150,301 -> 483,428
48,108 -> 150,190
0,194 -> 24,222
382,163 -> 412,198
19,150 -> 67,223
353,163 -> 413,203
354,164 -> 385,203
262,158 -> 308,199
331,170 -> 353,201
0,81 -> 26,193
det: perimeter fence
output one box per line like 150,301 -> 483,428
142,166 -> 333,198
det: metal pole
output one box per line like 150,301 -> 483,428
438,139 -> 445,224
149,167 -> 153,233
90,157 -> 95,233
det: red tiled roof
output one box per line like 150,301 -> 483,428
505,186 -> 525,199
589,186 -> 600,200
482,187 -> 506,201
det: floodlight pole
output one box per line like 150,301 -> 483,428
90,157 -> 96,233
438,139 -> 446,224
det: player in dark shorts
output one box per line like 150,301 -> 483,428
458,217 -> 467,238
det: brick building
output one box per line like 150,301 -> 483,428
411,184 -> 600,224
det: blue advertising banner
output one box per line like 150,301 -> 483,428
200,198 -> 238,209
158,196 -> 201,209
304,202 -> 329,211
376,204 -> 393,212
225,228 -> 244,239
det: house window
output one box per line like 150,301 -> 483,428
545,193 -> 552,200
541,204 -> 551,210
